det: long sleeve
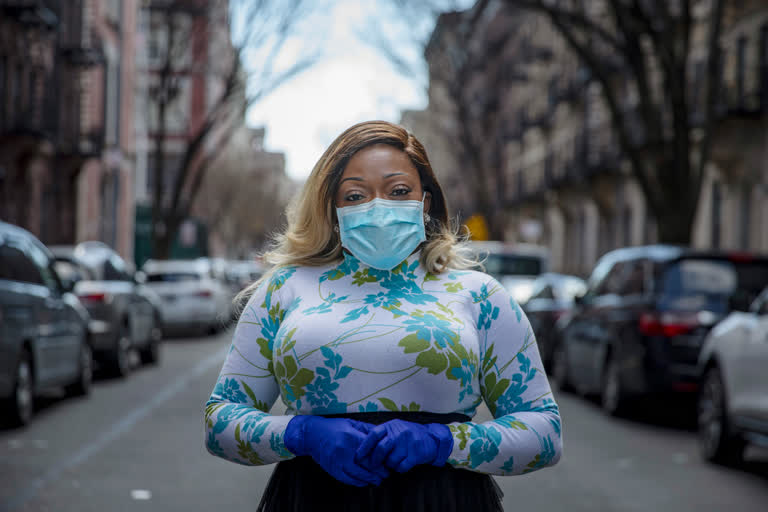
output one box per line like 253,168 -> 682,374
204,268 -> 299,466
446,279 -> 563,475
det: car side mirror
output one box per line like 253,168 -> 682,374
134,271 -> 147,285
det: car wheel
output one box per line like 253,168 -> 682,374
4,349 -> 34,427
601,352 -> 626,416
108,324 -> 132,377
140,320 -> 162,365
552,341 -> 572,392
65,338 -> 93,397
698,365 -> 745,465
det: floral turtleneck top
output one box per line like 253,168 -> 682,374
204,251 -> 562,475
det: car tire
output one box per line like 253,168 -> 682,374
552,341 -> 572,392
107,323 -> 132,377
698,365 -> 745,466
3,348 -> 34,427
140,320 -> 162,366
601,351 -> 627,417
65,338 -> 93,397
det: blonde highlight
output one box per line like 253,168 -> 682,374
235,121 -> 477,307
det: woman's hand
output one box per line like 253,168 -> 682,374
355,419 -> 453,473
284,416 -> 389,487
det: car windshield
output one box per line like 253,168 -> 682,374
660,258 -> 768,312
53,260 -> 94,282
147,272 -> 201,282
482,254 -> 543,277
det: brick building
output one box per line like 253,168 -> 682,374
0,0 -> 140,261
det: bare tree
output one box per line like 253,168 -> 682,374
499,0 -> 726,243
198,127 -> 292,256
146,0 -> 316,258
366,0 -> 517,238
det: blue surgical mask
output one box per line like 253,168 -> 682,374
336,197 -> 426,270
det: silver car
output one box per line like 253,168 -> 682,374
51,242 -> 162,376
142,258 -> 233,334
698,286 -> 768,465
0,222 -> 92,427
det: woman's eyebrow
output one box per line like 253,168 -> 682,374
383,172 -> 406,179
340,176 -> 365,184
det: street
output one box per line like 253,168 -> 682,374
1,331 -> 767,512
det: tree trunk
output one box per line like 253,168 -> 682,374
654,181 -> 697,245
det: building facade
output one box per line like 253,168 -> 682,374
0,0 -> 139,261
416,0 -> 768,277
135,0 -> 238,262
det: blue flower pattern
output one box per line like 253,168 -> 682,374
205,252 -> 561,475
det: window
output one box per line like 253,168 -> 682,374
26,241 -> 60,291
0,56 -> 6,130
736,36 -> 747,107
623,207 -> 632,246
54,259 -> 94,284
105,0 -> 122,26
0,237 -> 44,285
740,186 -> 751,249
103,252 -> 131,281
595,262 -> 628,297
621,260 -> 647,296
760,24 -> 768,108
530,282 -> 555,301
104,57 -> 121,146
711,181 -> 721,249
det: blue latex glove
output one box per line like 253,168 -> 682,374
355,419 -> 453,473
284,415 -> 389,487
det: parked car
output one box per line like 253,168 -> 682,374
552,245 -> 768,416
523,273 -> 587,370
0,222 -> 92,426
226,260 -> 264,291
468,241 -> 549,304
697,286 -> 768,465
142,258 -> 232,334
51,242 -> 163,375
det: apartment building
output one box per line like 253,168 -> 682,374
0,0 -> 139,261
414,0 -> 768,276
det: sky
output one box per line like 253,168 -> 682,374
242,0 -> 468,182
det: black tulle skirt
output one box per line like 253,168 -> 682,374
256,411 -> 504,512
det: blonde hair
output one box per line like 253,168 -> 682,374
237,120 -> 476,304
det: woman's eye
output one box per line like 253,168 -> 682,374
392,188 -> 411,196
345,193 -> 364,202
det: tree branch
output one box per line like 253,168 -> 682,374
695,0 -> 725,191
545,10 -> 662,214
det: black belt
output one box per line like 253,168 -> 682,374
321,410 -> 471,425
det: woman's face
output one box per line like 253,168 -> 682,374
334,144 -> 431,212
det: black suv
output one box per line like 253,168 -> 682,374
552,245 -> 768,416
0,222 -> 93,426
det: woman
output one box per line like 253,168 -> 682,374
204,120 -> 562,511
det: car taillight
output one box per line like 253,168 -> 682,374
195,290 -> 213,298
638,312 -> 699,337
727,252 -> 754,263
79,292 -> 110,303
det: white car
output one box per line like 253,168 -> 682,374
697,286 -> 768,465
467,241 -> 549,304
142,259 -> 232,334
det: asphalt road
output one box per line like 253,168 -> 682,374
1,330 -> 767,512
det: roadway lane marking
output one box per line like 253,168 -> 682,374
0,346 -> 228,512
130,489 -> 152,500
